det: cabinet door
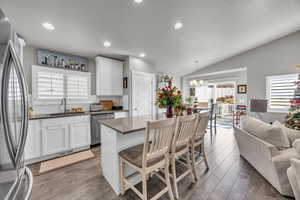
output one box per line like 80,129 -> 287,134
96,57 -> 112,96
24,120 -> 42,161
41,125 -> 69,155
70,122 -> 91,148
114,112 -> 128,119
96,57 -> 123,96
111,60 -> 123,96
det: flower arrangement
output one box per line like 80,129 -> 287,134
156,85 -> 182,108
156,84 -> 183,117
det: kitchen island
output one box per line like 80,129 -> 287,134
98,114 -> 166,195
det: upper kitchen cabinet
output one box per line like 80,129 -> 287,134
95,56 -> 123,96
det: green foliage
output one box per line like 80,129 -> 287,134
156,85 -> 183,108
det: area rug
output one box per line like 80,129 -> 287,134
39,150 -> 95,174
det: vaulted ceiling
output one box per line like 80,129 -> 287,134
1,0 -> 300,76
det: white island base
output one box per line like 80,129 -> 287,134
101,125 -> 145,195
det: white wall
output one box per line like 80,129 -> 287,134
23,46 -> 122,114
123,56 -> 157,115
183,69 -> 247,105
183,30 -> 300,122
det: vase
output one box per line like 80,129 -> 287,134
187,107 -> 193,115
166,106 -> 174,118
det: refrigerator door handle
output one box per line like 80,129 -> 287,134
24,167 -> 33,200
1,40 -> 29,167
10,40 -> 29,166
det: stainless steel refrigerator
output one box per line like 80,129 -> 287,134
0,9 -> 33,200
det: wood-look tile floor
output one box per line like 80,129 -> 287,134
29,127 -> 294,200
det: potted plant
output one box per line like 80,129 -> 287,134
156,84 -> 182,118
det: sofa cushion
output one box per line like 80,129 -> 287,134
241,116 -> 290,149
273,121 -> 300,146
290,159 -> 300,191
293,139 -> 300,156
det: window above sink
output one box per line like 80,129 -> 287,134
32,65 -> 92,105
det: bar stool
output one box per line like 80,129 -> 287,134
209,103 -> 218,137
191,112 -> 210,180
170,114 -> 197,199
119,118 -> 176,200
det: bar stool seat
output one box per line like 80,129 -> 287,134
119,144 -> 165,168
119,118 -> 176,200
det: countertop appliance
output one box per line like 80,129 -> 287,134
89,103 -> 103,112
0,9 -> 33,200
91,113 -> 114,145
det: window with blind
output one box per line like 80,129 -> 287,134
67,75 -> 89,98
36,71 -> 64,99
32,65 -> 91,104
266,74 -> 298,112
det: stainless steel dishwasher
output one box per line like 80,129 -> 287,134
91,113 -> 114,145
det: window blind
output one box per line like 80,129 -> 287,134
267,74 -> 298,110
67,75 -> 89,98
36,71 -> 64,99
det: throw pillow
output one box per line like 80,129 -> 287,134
241,116 -> 290,149
273,121 -> 300,146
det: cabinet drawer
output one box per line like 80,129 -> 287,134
41,115 -> 90,127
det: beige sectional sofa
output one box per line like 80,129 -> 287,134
287,140 -> 300,200
234,116 -> 300,197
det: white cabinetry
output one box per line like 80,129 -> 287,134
41,124 -> 69,155
114,112 -> 128,119
70,117 -> 91,148
24,120 -> 42,161
95,56 -> 123,96
25,115 -> 91,163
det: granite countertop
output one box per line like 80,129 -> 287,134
98,114 -> 167,134
29,110 -> 129,120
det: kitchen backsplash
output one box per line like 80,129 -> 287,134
29,95 -> 124,114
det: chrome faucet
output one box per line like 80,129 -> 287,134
61,98 -> 67,113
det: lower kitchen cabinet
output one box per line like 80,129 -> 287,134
114,111 -> 128,119
24,120 -> 42,161
41,124 -> 69,155
25,115 -> 91,163
70,120 -> 91,149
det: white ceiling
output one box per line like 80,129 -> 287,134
1,0 -> 300,76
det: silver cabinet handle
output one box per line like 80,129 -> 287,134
1,40 -> 29,167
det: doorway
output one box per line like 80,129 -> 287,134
131,71 -> 155,117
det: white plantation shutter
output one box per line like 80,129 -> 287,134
67,75 -> 89,98
36,71 -> 64,99
32,65 -> 91,104
266,74 -> 298,111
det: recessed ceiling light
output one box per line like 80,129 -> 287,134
42,22 -> 55,31
134,0 -> 143,3
139,53 -> 146,58
174,22 -> 183,30
103,41 -> 111,48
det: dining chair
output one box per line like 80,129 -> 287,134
209,103 -> 218,137
169,114 -> 197,199
119,118 -> 176,200
191,112 -> 210,180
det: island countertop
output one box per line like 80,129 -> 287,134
98,114 -> 167,134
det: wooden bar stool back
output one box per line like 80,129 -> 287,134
119,118 -> 176,200
191,112 -> 210,180
170,114 -> 197,199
